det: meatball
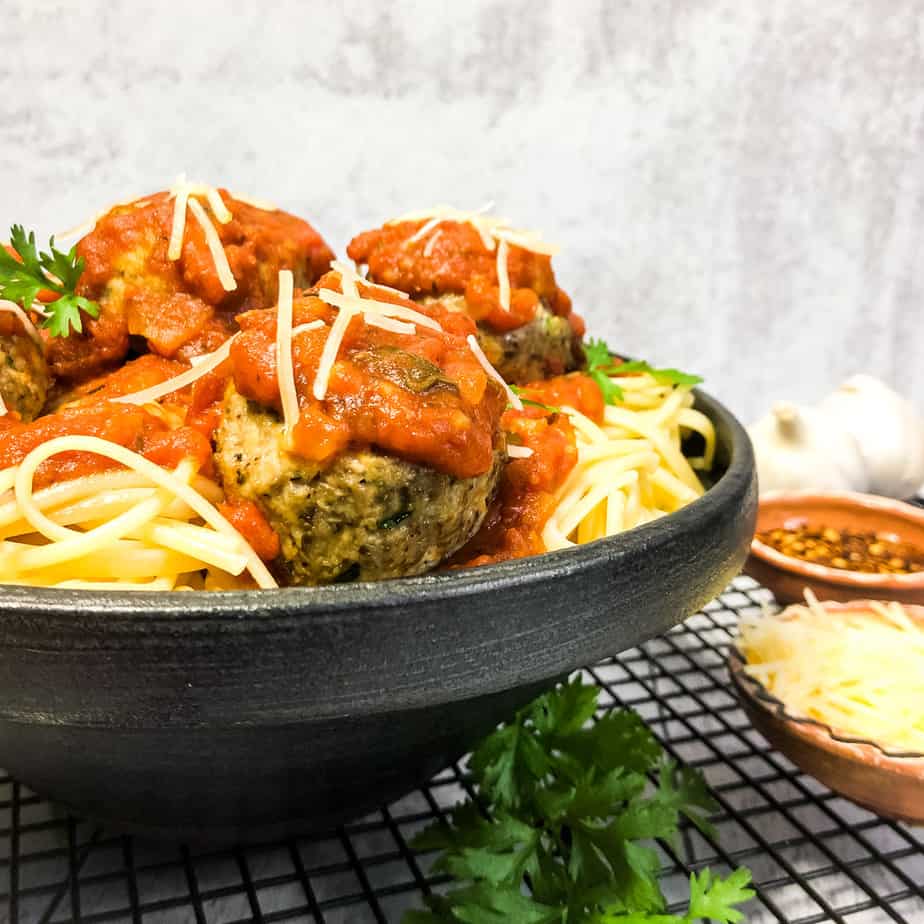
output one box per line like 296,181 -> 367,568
46,189 -> 335,383
347,217 -> 584,385
215,386 -> 505,585
0,330 -> 49,422
425,294 -> 583,384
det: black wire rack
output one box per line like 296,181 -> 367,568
2,575 -> 923,924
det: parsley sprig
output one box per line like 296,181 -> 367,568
585,339 -> 703,407
406,679 -> 753,924
0,225 -> 100,337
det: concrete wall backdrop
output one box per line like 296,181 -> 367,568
2,0 -> 922,424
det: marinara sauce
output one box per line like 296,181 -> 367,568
46,190 -> 334,382
347,220 -> 581,335
227,271 -> 508,479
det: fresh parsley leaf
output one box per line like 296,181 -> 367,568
0,225 -> 100,337
584,338 -> 624,404
583,340 -> 703,405
612,361 -> 703,388
687,868 -> 755,924
404,679 -> 753,924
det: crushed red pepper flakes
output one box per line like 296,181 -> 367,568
758,523 -> 924,575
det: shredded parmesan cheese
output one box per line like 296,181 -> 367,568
388,204 -> 560,257
466,334 -> 522,410
168,185 -> 190,260
0,299 -> 42,345
274,270 -> 299,439
186,198 -> 237,292
507,444 -> 534,459
291,320 -> 325,337
496,238 -> 510,312
318,289 -> 441,333
739,591 -> 924,754
423,229 -> 443,257
114,336 -> 238,406
363,315 -> 416,336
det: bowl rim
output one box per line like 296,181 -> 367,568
0,387 -> 754,622
730,599 -> 924,763
749,490 -> 924,590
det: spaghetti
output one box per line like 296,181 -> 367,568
542,371 -> 715,550
0,436 -> 277,590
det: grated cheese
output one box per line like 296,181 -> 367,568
363,314 -> 416,336
186,198 -> 238,292
113,335 -> 239,406
318,289 -> 442,333
291,320 -> 325,337
422,228 -> 443,257
0,299 -> 42,345
274,270 -> 299,440
738,590 -> 924,754
388,204 -> 560,257
507,444 -> 534,459
466,334 -> 522,410
168,185 -> 190,260
496,238 -> 510,312
311,262 -> 444,401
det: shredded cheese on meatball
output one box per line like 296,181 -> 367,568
167,177 -> 237,292
385,204 -> 560,314
310,262 -> 449,402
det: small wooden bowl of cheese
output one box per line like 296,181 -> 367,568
729,594 -> 924,824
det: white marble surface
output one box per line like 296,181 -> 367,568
2,0 -> 923,425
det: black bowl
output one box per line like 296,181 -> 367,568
0,390 -> 756,843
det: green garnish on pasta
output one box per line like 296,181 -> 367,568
585,339 -> 703,406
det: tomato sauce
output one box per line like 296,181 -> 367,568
228,271 -> 507,479
0,401 -> 213,490
347,220 -> 578,334
218,497 -> 281,562
449,374 -> 606,565
44,190 -> 334,383
450,404 -> 580,566
519,372 -> 606,423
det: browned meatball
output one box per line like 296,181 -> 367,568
214,386 -> 504,585
46,189 -> 335,384
0,328 -> 49,422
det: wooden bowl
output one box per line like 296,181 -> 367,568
730,601 -> 924,825
744,491 -> 924,606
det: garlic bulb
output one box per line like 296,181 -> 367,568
748,402 -> 869,495
819,375 -> 924,499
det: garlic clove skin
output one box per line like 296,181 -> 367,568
819,375 -> 924,499
748,401 -> 869,496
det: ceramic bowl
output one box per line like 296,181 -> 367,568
744,491 -> 924,606
729,601 -> 924,824
0,389 -> 756,843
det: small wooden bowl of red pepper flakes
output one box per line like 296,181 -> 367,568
745,491 -> 924,606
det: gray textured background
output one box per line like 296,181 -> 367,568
2,0 -> 922,423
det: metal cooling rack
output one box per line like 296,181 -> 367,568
2,575 -> 923,924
